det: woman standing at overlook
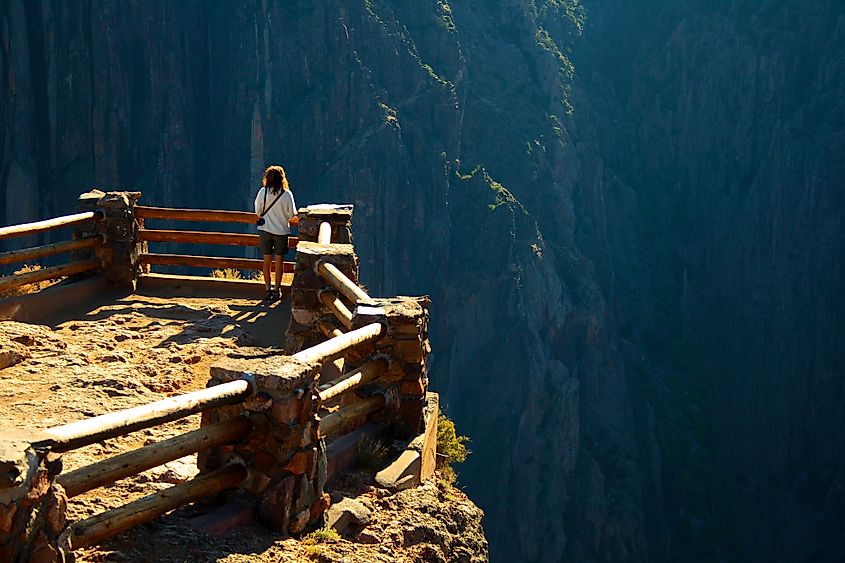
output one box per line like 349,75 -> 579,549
255,165 -> 298,302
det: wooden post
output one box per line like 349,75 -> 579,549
320,395 -> 386,436
57,416 -> 252,498
318,261 -> 371,304
292,322 -> 384,365
318,221 -> 332,244
69,464 -> 247,550
43,379 -> 251,453
318,359 -> 388,402
0,236 -> 102,266
0,258 -> 100,293
320,290 -> 354,329
0,211 -> 101,240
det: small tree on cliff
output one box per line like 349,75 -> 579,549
436,414 -> 470,485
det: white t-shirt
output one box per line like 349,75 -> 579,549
254,187 -> 296,235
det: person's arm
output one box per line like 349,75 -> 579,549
286,191 -> 299,226
254,188 -> 264,217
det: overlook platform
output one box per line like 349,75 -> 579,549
0,194 -> 472,562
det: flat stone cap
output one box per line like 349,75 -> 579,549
299,204 -> 353,217
295,241 -> 356,259
211,356 -> 320,395
374,296 -> 430,320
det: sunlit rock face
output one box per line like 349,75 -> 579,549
2,1 -> 842,561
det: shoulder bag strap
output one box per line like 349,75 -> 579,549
259,189 -> 284,217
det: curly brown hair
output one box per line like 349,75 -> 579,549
263,165 -> 290,195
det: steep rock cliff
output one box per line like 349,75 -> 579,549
2,1 -> 842,562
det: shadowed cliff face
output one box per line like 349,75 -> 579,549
2,1 -> 843,562
569,2 -> 845,560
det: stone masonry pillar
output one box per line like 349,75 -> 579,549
77,190 -> 142,288
0,433 -> 67,562
351,296 -> 431,437
296,204 -> 353,244
286,241 -> 360,353
200,356 -> 329,536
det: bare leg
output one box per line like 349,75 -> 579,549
262,255 -> 272,291
274,254 -> 283,296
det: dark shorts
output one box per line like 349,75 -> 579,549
258,231 -> 289,256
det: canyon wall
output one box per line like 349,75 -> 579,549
1,1 -> 842,561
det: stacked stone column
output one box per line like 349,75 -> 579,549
0,434 -> 67,562
199,356 -> 329,535
296,204 -> 353,244
77,190 -> 143,288
286,242 -> 360,353
350,297 -> 431,437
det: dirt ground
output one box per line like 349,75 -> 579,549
0,287 -> 487,562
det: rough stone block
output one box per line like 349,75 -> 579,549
292,289 -> 320,309
259,475 -> 295,532
210,356 -> 319,398
309,492 -> 331,521
281,448 -> 315,476
400,379 -> 426,397
288,510 -> 310,535
375,450 -> 421,492
291,308 -> 322,327
325,498 -> 372,535
394,339 -> 424,363
271,399 -> 301,425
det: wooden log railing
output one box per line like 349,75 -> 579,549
0,211 -> 105,295
135,206 -> 257,224
136,205 -> 298,276
43,379 -> 252,453
319,359 -> 388,402
318,221 -> 332,244
139,253 -> 295,273
318,260 -> 371,304
57,416 -> 253,498
292,322 -> 384,365
0,211 -> 102,241
319,290 -> 354,330
320,395 -> 386,436
0,259 -> 101,294
42,319 -> 392,550
34,378 -> 255,551
0,235 -> 102,266
70,464 -> 248,550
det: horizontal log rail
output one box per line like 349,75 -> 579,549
139,229 -> 258,247
58,416 -> 252,498
139,229 -> 298,249
318,319 -> 345,339
0,236 -> 102,267
0,258 -> 100,294
319,359 -> 388,402
135,206 -> 257,224
140,253 -> 294,273
70,464 -> 247,550
292,322 -> 384,365
320,395 -> 386,436
320,290 -> 354,330
0,211 -> 102,241
43,379 -> 252,453
318,261 -> 371,304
